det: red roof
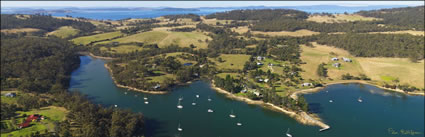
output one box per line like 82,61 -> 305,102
19,122 -> 30,128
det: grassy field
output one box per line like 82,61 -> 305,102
252,29 -> 319,37
1,28 -> 41,34
216,73 -> 241,79
300,42 -> 364,80
300,42 -> 424,88
210,54 -> 251,70
307,14 -> 381,23
146,72 -> 176,83
1,106 -> 68,137
46,26 -> 80,38
368,30 -> 425,36
100,45 -> 145,54
357,58 -> 424,88
71,31 -> 123,45
97,30 -> 211,49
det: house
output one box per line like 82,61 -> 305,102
256,62 -> 263,66
256,56 -> 265,61
331,57 -> 339,61
4,92 -> 16,97
258,79 -> 264,82
240,89 -> 247,93
112,42 -> 119,46
268,63 -> 274,67
264,79 -> 269,83
18,122 -> 30,129
253,91 -> 262,97
333,63 -> 341,68
342,57 -> 352,62
153,84 -> 161,89
301,83 -> 312,87
18,114 -> 44,129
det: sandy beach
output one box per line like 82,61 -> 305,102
210,81 -> 330,131
291,80 -> 424,100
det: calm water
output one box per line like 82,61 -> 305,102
69,56 -> 424,137
2,5 -> 409,20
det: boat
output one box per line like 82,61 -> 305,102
236,120 -> 242,126
192,102 -> 196,105
285,128 -> 292,137
229,110 -> 236,118
329,100 -> 333,103
358,97 -> 363,103
207,96 -> 212,102
177,123 -> 183,132
114,105 -> 118,107
177,100 -> 183,109
196,94 -> 200,98
124,92 -> 127,95
144,101 -> 149,104
179,96 -> 183,101
144,97 -> 148,100
325,90 -> 328,93
207,109 -> 214,113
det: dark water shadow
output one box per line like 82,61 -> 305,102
69,78 -> 91,89
144,118 -> 169,137
307,103 -> 323,114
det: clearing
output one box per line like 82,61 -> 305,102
46,26 -> 80,38
71,31 -> 124,45
210,54 -> 251,70
307,14 -> 381,23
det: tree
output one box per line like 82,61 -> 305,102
317,63 -> 328,77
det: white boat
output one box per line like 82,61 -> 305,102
177,123 -> 183,132
144,96 -> 148,100
236,120 -> 242,126
358,97 -> 363,103
325,90 -> 328,93
207,109 -> 214,113
144,101 -> 149,104
179,96 -> 183,101
124,92 -> 127,95
114,105 -> 118,107
192,102 -> 196,105
207,96 -> 212,101
329,100 -> 333,103
229,110 -> 236,118
177,100 -> 183,109
196,95 -> 200,98
286,128 -> 292,137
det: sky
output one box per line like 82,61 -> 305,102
1,1 -> 424,8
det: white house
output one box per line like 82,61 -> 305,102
153,84 -> 161,89
253,91 -> 262,97
331,57 -> 339,61
342,57 -> 352,62
240,89 -> 247,93
264,79 -> 269,83
301,83 -> 312,87
256,62 -> 263,65
256,56 -> 265,61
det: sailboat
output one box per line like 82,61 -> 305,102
207,109 -> 214,113
179,96 -> 183,101
329,100 -> 333,103
124,92 -> 127,95
177,100 -> 183,109
358,96 -> 363,103
236,119 -> 242,126
144,101 -> 149,104
286,128 -> 292,137
143,96 -> 148,100
177,123 -> 183,131
192,99 -> 196,106
196,94 -> 200,98
207,96 -> 212,102
114,105 -> 118,107
229,110 -> 236,118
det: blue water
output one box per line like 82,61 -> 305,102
69,56 -> 424,137
1,5 -> 411,20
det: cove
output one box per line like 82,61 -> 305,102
69,56 -> 424,137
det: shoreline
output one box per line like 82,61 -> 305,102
291,80 -> 424,100
89,53 -> 115,60
104,64 -> 168,94
210,81 -> 331,131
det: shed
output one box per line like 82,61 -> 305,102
342,57 -> 352,62
5,93 -> 16,97
331,57 -> 339,61
333,63 -> 341,68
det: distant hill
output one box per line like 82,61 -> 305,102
356,6 -> 425,30
155,8 -> 200,11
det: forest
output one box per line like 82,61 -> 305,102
315,33 -> 424,60
0,34 -> 145,137
356,6 -> 425,30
